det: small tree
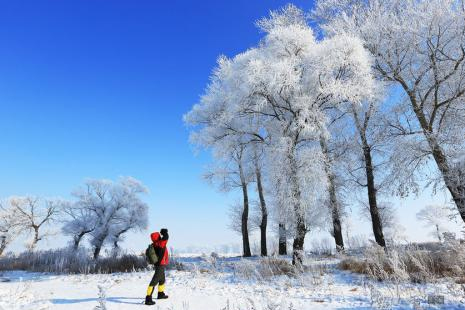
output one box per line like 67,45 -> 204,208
8,196 -> 61,250
0,201 -> 22,256
417,204 -> 451,242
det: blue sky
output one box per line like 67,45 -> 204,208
0,1 -> 460,253
0,0 -> 316,252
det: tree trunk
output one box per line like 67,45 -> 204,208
30,226 -> 40,251
93,234 -> 106,259
288,148 -> 306,265
0,236 -> 6,256
292,219 -> 306,266
93,244 -> 102,259
406,92 -> 465,223
436,224 -> 442,242
73,231 -> 87,250
428,137 -> 465,223
362,142 -> 386,247
239,162 -> 252,257
278,223 -> 287,255
255,166 -> 268,256
320,136 -> 344,252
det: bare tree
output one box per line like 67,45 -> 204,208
417,204 -> 451,242
8,196 -> 61,250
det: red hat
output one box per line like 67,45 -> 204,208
150,232 -> 160,243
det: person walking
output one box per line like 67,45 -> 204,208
145,228 -> 169,305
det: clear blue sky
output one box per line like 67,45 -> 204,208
0,0 -> 318,252
0,1 -> 459,253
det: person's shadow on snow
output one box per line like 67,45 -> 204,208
52,297 -> 143,305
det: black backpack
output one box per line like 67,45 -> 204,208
145,244 -> 158,265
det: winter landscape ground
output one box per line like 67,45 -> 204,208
1,252 -> 465,310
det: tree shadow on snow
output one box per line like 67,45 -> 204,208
52,296 -> 143,305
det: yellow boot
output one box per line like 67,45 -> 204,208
145,286 -> 155,305
157,284 -> 168,299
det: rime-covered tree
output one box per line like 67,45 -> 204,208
7,196 -> 61,250
63,177 -> 149,258
343,99 -> 392,247
0,201 -> 22,256
254,6 -> 375,263
203,143 -> 254,257
417,204 -> 451,242
186,5 -> 375,264
314,0 -> 465,223
184,51 -> 264,257
62,200 -> 96,250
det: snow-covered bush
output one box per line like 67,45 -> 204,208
0,282 -> 51,310
94,285 -> 108,310
233,257 -> 297,281
339,242 -> 465,283
310,237 -> 335,256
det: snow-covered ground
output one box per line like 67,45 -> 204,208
0,256 -> 464,310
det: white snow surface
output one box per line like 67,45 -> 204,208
0,256 -> 464,310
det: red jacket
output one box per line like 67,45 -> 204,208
150,232 -> 169,266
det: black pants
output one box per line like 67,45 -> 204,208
149,265 -> 165,287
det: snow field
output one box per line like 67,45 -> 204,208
1,256 -> 464,310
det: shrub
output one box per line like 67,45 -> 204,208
233,257 -> 297,280
338,241 -> 465,283
0,248 -> 148,274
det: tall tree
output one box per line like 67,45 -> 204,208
319,134 -> 344,251
203,144 -> 254,257
253,144 -> 268,256
186,4 -> 375,264
314,0 -> 465,223
349,102 -> 387,247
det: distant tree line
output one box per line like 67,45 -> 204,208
0,177 -> 148,259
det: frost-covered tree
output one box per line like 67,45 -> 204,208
255,6 -> 374,263
184,51 -> 264,258
63,177 -> 149,259
314,0 -> 465,223
0,201 -> 22,256
343,99 -> 393,247
318,112 -> 351,251
7,196 -> 61,250
417,204 -> 451,242
62,200 -> 96,250
186,4 -> 375,264
252,143 -> 269,256
203,143 -> 254,257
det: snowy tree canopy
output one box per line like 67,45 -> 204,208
313,0 -> 465,222
186,4 -> 376,263
62,177 -> 149,258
